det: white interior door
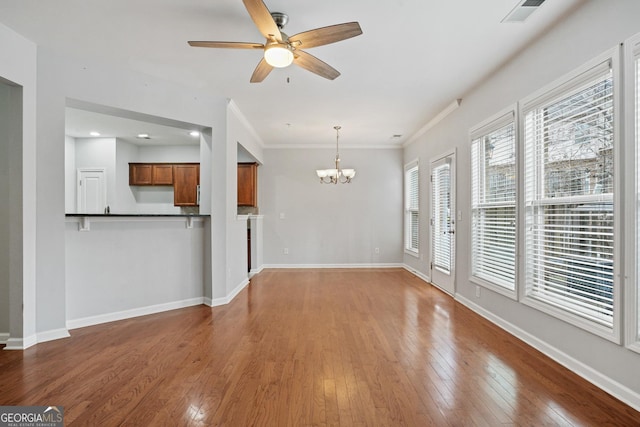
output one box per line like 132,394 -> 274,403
77,168 -> 106,213
431,152 -> 456,295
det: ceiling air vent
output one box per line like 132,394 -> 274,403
502,0 -> 546,23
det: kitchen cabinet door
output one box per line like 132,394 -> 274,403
174,164 -> 200,206
129,164 -> 153,185
237,163 -> 258,207
129,163 -> 173,185
152,164 -> 173,185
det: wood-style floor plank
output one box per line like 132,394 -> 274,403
1,268 -> 638,426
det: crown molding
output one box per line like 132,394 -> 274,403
404,99 -> 462,147
264,144 -> 402,150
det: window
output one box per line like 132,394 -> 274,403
405,161 -> 419,255
522,54 -> 619,338
471,112 -> 517,294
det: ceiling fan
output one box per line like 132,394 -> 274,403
188,0 -> 362,83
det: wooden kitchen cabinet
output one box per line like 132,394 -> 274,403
130,162 -> 199,206
129,163 -> 153,185
152,164 -> 174,185
237,162 -> 258,207
129,163 -> 173,185
173,164 -> 200,206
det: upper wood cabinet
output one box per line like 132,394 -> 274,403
129,162 -> 199,206
238,162 -> 258,207
129,163 -> 153,185
173,164 -> 200,206
152,164 -> 174,185
129,163 -> 174,186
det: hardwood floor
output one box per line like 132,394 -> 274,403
1,269 -> 638,426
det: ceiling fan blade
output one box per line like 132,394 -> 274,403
250,58 -> 274,83
242,0 -> 282,41
188,41 -> 264,49
289,22 -> 362,49
293,50 -> 340,80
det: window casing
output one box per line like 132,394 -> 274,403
625,34 -> 640,353
405,161 -> 419,255
471,112 -> 517,295
521,52 -> 620,341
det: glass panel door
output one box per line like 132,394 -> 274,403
431,153 -> 456,294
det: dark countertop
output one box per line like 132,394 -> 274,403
65,213 -> 210,217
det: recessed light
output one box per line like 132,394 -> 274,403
90,131 -> 100,137
137,133 -> 150,139
189,131 -> 200,137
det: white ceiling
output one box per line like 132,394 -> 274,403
0,0 -> 585,147
65,107 -> 202,146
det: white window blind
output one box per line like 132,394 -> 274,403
524,61 -> 615,328
405,163 -> 419,253
471,118 -> 516,290
432,162 -> 452,273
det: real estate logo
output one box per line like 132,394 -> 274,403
0,406 -> 64,427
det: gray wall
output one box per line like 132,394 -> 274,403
261,147 -> 403,266
64,136 -> 76,212
403,0 -> 640,408
114,139 -> 138,213
65,218 -> 206,324
0,81 -> 19,336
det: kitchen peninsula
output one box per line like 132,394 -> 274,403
65,141 -> 210,330
65,212 -> 210,330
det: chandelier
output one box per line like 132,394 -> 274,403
316,126 -> 356,184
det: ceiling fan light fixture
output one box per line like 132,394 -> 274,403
264,43 -> 293,68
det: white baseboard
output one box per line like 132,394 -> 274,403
3,334 -> 37,350
249,266 -> 264,278
37,328 -> 70,344
456,294 -> 640,413
2,330 -> 69,347
209,278 -> 250,307
402,265 -> 431,283
66,297 -> 205,330
261,263 -> 404,269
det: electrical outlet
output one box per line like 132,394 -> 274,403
283,248 -> 289,255
475,286 -> 481,298
374,247 -> 380,254
279,212 -> 285,219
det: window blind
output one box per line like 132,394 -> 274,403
524,64 -> 614,328
432,162 -> 452,273
405,164 -> 419,252
471,121 -> 516,290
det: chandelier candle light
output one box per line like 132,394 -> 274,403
316,126 -> 356,184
